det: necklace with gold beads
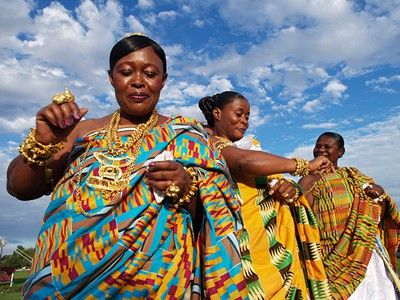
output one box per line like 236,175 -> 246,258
74,109 -> 158,215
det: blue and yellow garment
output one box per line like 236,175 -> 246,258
23,117 -> 247,299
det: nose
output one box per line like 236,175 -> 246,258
241,116 -> 249,128
130,72 -> 144,88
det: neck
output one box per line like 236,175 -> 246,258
119,110 -> 158,126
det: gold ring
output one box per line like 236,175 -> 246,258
166,182 -> 180,200
52,88 -> 75,105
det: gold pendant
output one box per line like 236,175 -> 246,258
87,152 -> 134,201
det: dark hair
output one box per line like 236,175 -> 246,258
198,91 -> 247,127
109,34 -> 167,74
318,131 -> 345,149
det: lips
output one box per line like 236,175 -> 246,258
127,92 -> 149,102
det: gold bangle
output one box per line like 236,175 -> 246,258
290,157 -> 310,177
18,129 -> 64,167
176,167 -> 199,207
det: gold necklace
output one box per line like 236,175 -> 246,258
74,109 -> 159,216
213,135 -> 234,151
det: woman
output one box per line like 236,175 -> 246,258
198,91 -> 332,300
299,132 -> 400,300
7,35 -> 247,299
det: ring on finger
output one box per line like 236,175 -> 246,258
52,88 -> 75,105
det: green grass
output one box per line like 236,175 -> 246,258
0,270 -> 29,300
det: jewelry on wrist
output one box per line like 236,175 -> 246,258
18,128 -> 64,167
170,167 -> 199,207
290,157 -> 310,177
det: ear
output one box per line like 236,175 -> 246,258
213,107 -> 221,121
160,73 -> 168,90
108,70 -> 115,88
338,147 -> 345,158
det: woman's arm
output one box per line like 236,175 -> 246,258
7,97 -> 88,200
219,145 -> 332,182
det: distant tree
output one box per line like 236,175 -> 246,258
0,246 -> 34,268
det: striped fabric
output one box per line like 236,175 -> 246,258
312,167 -> 400,299
23,117 -> 248,299
237,175 -> 331,300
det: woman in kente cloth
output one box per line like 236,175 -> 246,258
299,132 -> 400,300
198,91 -> 333,300
7,34 -> 247,299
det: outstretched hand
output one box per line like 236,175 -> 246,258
309,156 -> 335,175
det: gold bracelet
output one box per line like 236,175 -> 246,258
175,167 -> 199,207
19,128 -> 64,167
290,157 -> 310,177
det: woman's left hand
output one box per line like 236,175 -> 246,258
145,161 -> 191,197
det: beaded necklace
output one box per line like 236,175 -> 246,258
74,109 -> 158,216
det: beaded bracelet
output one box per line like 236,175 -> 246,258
175,167 -> 199,207
19,128 -> 64,167
290,157 -> 310,177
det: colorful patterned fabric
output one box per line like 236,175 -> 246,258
23,117 -> 248,299
237,176 -> 331,300
311,167 -> 400,299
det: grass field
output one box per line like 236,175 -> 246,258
0,270 -> 29,300
0,263 -> 399,298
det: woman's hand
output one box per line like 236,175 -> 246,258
145,161 -> 191,197
35,98 -> 88,145
309,156 -> 335,174
268,178 -> 299,203
363,183 -> 385,199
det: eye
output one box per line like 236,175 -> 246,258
119,68 -> 132,76
144,71 -> 158,78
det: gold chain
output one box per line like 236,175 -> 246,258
73,109 -> 159,216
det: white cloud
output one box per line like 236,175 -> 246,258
302,99 -> 321,113
193,19 -> 205,28
323,79 -> 347,98
366,74 -> 400,94
158,11 -> 177,21
302,122 -> 338,129
0,117 -> 35,133
126,15 -> 147,34
137,0 -> 154,9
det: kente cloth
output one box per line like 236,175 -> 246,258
237,177 -> 331,300
23,116 -> 248,300
311,167 -> 400,300
231,136 -> 330,299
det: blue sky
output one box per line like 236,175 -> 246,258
0,0 -> 399,253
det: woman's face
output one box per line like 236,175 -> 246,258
214,97 -> 250,141
109,46 -> 166,119
313,135 -> 344,166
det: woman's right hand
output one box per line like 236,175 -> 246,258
268,178 -> 299,203
35,98 -> 88,145
309,156 -> 335,174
